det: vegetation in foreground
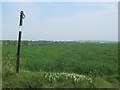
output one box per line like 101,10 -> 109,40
2,41 -> 119,88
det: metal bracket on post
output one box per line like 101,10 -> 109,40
16,11 -> 25,73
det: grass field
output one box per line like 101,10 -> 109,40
2,43 -> 119,88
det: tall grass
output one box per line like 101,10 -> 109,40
2,43 -> 118,88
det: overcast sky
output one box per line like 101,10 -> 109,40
1,2 -> 118,41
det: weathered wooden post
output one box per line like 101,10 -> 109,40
16,11 -> 25,73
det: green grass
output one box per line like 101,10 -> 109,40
0,44 -> 2,89
2,43 -> 119,88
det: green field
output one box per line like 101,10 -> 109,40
2,43 -> 119,88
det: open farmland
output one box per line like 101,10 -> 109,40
2,41 -> 119,88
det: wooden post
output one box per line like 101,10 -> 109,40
16,11 -> 25,73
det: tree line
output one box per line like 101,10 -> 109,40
2,40 -> 100,46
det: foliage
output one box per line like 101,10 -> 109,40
2,42 -> 119,88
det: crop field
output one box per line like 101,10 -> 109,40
2,43 -> 119,88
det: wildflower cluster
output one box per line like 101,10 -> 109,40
44,72 -> 92,83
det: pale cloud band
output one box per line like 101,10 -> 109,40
1,0 -> 120,2
1,2 -> 118,41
